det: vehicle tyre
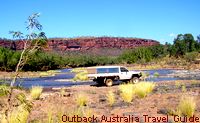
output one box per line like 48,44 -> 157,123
130,77 -> 139,84
105,79 -> 113,86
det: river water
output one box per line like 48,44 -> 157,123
2,68 -> 199,88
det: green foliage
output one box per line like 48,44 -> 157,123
119,47 -> 149,64
0,47 -> 20,71
0,33 -> 200,71
153,72 -> 159,77
67,54 -> 118,67
184,52 -> 198,62
150,45 -> 167,58
24,52 -> 63,71
140,72 -> 149,81
118,44 -> 167,64
0,47 -> 120,71
170,33 -> 199,57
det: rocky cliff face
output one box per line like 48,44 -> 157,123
0,37 -> 159,52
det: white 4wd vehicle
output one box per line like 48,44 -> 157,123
87,66 -> 142,86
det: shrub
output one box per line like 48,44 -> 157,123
106,91 -> 115,106
30,86 -> 43,100
133,82 -> 155,98
75,93 -> 88,107
118,47 -> 154,64
153,72 -> 159,77
47,110 -> 53,123
140,72 -> 149,81
175,81 -> 181,88
0,85 -> 10,97
184,52 -> 198,62
181,85 -> 187,92
8,104 -> 30,123
119,83 -> 135,103
73,71 -> 88,81
177,96 -> 196,117
71,67 -> 86,73
60,87 -> 65,97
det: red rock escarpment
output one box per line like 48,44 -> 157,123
0,37 -> 160,51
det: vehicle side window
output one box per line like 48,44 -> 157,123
97,68 -> 119,73
108,68 -> 119,73
120,67 -> 129,72
97,68 -> 107,73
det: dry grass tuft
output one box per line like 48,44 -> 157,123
0,85 -> 10,97
60,87 -> 66,97
75,93 -> 88,107
30,86 -> 43,100
119,83 -> 135,103
106,91 -> 115,106
7,104 -> 30,123
177,96 -> 196,117
71,68 -> 86,73
181,85 -> 187,92
133,82 -> 155,98
73,71 -> 88,81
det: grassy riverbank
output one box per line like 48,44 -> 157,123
0,70 -> 61,79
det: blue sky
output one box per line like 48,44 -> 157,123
0,0 -> 199,44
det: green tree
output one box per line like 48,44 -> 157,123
183,33 -> 196,52
3,13 -> 47,121
195,35 -> 200,51
9,13 -> 47,86
150,44 -> 166,58
172,33 -> 197,57
0,47 -> 19,71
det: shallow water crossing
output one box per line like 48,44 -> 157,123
1,68 -> 200,88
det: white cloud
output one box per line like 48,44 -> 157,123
169,33 -> 176,37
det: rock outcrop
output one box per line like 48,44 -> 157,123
0,37 -> 160,51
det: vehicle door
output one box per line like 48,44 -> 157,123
119,67 -> 132,80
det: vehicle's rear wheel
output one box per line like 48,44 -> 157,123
130,77 -> 139,84
105,79 -> 113,86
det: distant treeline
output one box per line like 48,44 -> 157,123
0,33 -> 200,71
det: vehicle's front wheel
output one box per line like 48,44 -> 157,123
105,79 -> 113,86
130,77 -> 139,84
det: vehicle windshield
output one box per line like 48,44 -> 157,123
120,67 -> 129,72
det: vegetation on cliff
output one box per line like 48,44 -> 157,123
0,33 -> 200,71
